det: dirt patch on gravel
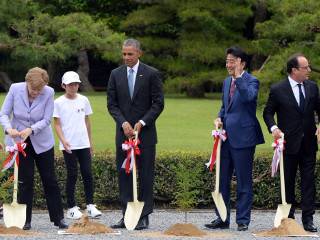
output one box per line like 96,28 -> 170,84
164,223 -> 206,237
254,218 -> 314,237
65,215 -> 115,235
135,223 -> 231,238
0,224 -> 39,236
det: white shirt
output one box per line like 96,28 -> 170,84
127,60 -> 139,88
53,94 -> 93,150
270,77 -> 306,132
124,60 -> 146,126
288,76 -> 305,105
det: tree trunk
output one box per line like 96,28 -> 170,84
77,50 -> 94,92
0,71 -> 13,91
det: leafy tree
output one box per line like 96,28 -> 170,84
121,0 -> 256,96
0,0 -> 124,90
253,0 -> 320,103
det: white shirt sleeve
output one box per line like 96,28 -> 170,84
53,100 -> 60,118
84,97 -> 93,115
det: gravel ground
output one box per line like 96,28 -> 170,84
0,209 -> 319,240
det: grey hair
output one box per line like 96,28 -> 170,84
123,38 -> 141,51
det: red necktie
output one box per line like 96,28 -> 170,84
229,79 -> 236,101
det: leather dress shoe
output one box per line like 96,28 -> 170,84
237,223 -> 248,231
204,218 -> 229,229
111,218 -> 126,229
303,221 -> 318,232
135,216 -> 149,230
54,219 -> 68,229
23,222 -> 31,230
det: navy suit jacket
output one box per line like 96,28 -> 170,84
218,71 -> 264,148
107,62 -> 164,148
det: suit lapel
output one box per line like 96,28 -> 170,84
132,63 -> 144,100
284,78 -> 301,112
20,85 -> 30,108
224,77 -> 232,111
120,66 -> 131,100
303,80 -> 310,110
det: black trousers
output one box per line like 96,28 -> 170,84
63,148 -> 93,208
18,138 -> 64,223
284,143 -> 316,222
116,145 -> 155,218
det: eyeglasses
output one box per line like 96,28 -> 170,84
296,65 -> 311,70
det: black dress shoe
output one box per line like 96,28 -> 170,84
23,222 -> 31,230
54,219 -> 68,229
111,218 -> 126,229
237,223 -> 248,231
135,216 -> 149,230
303,221 -> 318,232
204,218 -> 229,229
288,213 -> 295,219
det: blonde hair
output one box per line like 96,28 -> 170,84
25,67 -> 49,90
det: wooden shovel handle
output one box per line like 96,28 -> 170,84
279,133 -> 287,204
132,131 -> 139,202
214,126 -> 222,194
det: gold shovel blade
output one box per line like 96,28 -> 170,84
212,192 -> 227,222
274,203 -> 291,227
124,201 -> 144,230
3,202 -> 27,229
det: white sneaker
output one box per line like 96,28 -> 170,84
86,204 -> 102,218
66,206 -> 83,220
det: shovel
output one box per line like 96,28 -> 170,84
3,145 -> 26,229
124,131 -> 144,230
211,128 -> 227,222
274,133 -> 291,227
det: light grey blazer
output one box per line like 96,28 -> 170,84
0,82 -> 54,154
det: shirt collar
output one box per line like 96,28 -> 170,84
232,71 -> 245,80
288,76 -> 303,88
127,60 -> 139,73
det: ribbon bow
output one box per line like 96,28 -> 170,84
2,142 -> 27,172
121,138 -> 140,174
205,129 -> 227,171
271,138 -> 285,177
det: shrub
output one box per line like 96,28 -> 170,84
28,150 -> 319,210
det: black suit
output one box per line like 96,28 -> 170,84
107,62 -> 164,217
263,78 -> 320,222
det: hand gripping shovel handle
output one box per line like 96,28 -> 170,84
132,131 -> 139,202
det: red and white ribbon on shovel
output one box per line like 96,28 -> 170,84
271,138 -> 285,177
205,129 -> 227,171
1,142 -> 27,172
121,138 -> 140,174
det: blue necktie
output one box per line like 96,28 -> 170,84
128,68 -> 134,98
298,83 -> 305,111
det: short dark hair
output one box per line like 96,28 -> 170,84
286,53 -> 305,74
123,38 -> 141,51
226,46 -> 248,66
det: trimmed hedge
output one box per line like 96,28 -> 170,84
29,150 -> 320,209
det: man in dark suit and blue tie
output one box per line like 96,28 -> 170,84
107,38 -> 164,230
205,47 -> 264,231
263,53 -> 320,232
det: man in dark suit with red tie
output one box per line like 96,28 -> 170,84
107,38 -> 164,230
263,53 -> 320,232
205,47 -> 264,231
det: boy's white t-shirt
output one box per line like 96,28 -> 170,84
53,94 -> 93,150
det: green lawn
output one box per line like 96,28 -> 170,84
0,92 -> 274,153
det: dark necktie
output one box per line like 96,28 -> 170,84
128,68 -> 134,98
229,79 -> 236,102
298,83 -> 305,111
